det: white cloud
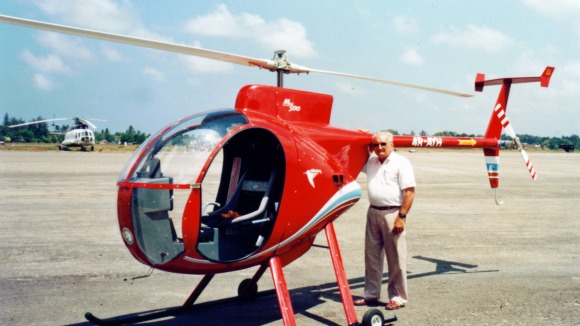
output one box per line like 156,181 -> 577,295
393,15 -> 419,35
184,4 -> 316,58
33,73 -> 54,90
36,0 -> 166,40
564,60 -> 580,77
512,50 -> 556,76
186,77 -> 201,87
522,0 -> 580,20
431,25 -> 512,53
255,18 -> 315,57
522,0 -> 580,46
36,32 -> 93,60
143,67 -> 165,83
21,50 -> 70,74
184,4 -> 256,37
400,47 -> 424,66
101,46 -> 122,61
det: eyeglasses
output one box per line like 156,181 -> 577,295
372,142 -> 389,147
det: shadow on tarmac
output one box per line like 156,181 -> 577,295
68,255 -> 498,326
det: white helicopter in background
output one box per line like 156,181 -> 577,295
10,116 -> 105,151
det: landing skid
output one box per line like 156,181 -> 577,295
85,222 -> 393,325
85,289 -> 277,325
85,265 -> 270,326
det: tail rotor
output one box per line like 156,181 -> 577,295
477,67 -> 553,203
503,123 -> 537,180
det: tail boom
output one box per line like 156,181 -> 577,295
393,136 -> 498,148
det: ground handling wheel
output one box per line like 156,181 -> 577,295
361,308 -> 385,326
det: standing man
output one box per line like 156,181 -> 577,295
354,131 -> 416,310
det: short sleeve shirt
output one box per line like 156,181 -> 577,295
362,151 -> 416,206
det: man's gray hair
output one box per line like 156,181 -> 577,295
374,131 -> 394,143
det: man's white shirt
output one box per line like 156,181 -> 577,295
363,151 -> 416,206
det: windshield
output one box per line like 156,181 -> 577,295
118,110 -> 249,184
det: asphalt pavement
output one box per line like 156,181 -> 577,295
0,150 -> 578,325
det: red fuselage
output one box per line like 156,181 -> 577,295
116,85 -> 371,274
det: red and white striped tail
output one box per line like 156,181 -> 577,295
477,67 -> 551,200
521,149 -> 538,180
501,113 -> 537,180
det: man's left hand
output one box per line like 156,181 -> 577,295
393,217 -> 405,235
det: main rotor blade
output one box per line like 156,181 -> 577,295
9,118 -> 70,128
297,66 -> 473,97
77,117 -> 98,129
1,14 -> 473,97
0,14 -> 275,69
88,118 -> 121,124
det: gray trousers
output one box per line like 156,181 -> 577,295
363,207 -> 408,304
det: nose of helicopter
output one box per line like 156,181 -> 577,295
115,110 -> 251,267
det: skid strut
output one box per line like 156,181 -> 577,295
269,255 -> 297,326
325,222 -> 359,325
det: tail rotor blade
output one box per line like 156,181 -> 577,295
503,121 -> 537,180
513,136 -> 537,180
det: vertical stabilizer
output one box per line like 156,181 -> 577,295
475,67 -> 553,191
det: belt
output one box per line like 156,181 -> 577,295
370,205 -> 400,210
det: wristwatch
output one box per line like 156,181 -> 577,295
398,212 -> 406,219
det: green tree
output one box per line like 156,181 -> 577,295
120,125 -> 137,144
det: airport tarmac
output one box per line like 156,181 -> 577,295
0,150 -> 578,325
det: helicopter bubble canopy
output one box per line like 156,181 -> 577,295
118,110 -> 249,184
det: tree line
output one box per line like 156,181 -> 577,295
1,113 -> 149,145
2,113 -> 578,151
430,131 -> 578,151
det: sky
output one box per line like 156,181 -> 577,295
1,0 -> 579,137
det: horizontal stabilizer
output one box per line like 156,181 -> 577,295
475,66 -> 554,92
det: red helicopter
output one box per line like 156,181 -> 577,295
1,14 -> 553,326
